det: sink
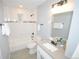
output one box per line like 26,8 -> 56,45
43,43 -> 58,52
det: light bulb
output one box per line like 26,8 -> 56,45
19,5 -> 23,8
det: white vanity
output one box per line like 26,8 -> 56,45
37,45 -> 53,59
34,39 -> 67,59
34,39 -> 65,59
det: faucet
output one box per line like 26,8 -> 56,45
51,41 -> 57,46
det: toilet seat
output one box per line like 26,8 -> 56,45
27,42 -> 36,49
26,41 -> 36,54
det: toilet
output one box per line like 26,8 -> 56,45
26,39 -> 36,54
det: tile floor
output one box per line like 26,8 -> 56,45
10,49 -> 37,59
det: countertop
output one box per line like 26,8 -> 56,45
33,39 -> 69,59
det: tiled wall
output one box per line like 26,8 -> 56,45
4,6 -> 37,22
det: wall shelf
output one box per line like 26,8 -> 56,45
4,21 -> 37,23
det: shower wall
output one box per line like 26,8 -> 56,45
4,6 -> 37,52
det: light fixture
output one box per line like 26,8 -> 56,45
16,4 -> 24,22
52,0 -> 67,8
19,4 -> 23,8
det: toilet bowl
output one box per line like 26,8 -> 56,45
27,39 -> 36,54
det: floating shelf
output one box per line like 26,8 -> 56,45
4,21 -> 37,23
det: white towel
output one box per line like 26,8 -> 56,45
2,23 -> 10,36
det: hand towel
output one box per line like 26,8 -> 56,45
2,23 -> 10,36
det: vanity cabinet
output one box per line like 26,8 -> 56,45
37,46 -> 53,59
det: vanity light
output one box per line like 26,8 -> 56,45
52,0 -> 67,8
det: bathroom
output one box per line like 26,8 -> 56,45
0,0 -> 79,59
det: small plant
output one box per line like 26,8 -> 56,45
57,38 -> 63,42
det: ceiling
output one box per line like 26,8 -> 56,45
3,0 -> 47,9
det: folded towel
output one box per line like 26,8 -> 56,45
2,23 -> 10,36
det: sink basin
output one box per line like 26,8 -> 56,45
43,43 -> 58,52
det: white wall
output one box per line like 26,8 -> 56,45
0,0 -> 3,23
71,44 -> 79,59
37,0 -> 58,38
4,6 -> 37,52
65,0 -> 79,58
0,1 -> 10,59
37,0 -> 74,39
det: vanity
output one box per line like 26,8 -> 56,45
37,45 -> 53,59
34,39 -> 68,59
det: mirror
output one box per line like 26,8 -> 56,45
51,11 -> 73,47
52,11 -> 73,40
